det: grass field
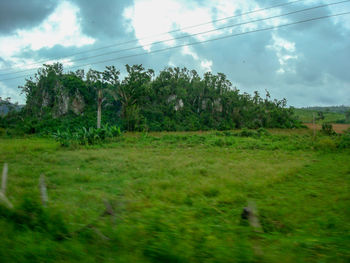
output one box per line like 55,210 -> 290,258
294,108 -> 348,124
0,129 -> 349,262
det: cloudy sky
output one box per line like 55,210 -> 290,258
0,0 -> 349,107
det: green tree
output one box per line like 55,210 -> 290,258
119,64 -> 153,131
345,110 -> 350,123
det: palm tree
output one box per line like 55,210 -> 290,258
104,64 -> 153,131
87,69 -> 104,129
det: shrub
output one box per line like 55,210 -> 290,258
238,128 -> 257,137
321,123 -> 336,136
257,127 -> 270,136
52,130 -> 72,147
53,124 -> 121,146
337,129 -> 350,149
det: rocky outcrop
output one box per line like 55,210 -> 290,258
71,92 -> 85,115
54,90 -> 70,116
52,90 -> 86,117
167,95 -> 184,111
174,99 -> 184,111
201,98 -> 222,112
37,82 -> 86,117
42,90 -> 51,107
213,99 -> 222,112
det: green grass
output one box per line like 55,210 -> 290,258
294,108 -> 347,123
0,130 -> 349,262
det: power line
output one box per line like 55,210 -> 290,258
0,0 -> 306,73
0,0 -> 348,78
0,11 -> 349,82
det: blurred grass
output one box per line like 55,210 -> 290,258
294,108 -> 346,123
0,130 -> 349,262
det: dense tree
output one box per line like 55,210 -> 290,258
86,69 -> 106,129
3,63 -> 302,133
118,64 -> 154,131
345,110 -> 350,123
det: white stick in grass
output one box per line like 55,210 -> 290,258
1,163 -> 8,194
0,163 -> 13,208
39,174 -> 48,207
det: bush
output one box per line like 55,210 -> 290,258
321,123 -> 336,136
238,128 -> 257,137
53,130 -> 71,147
257,127 -> 270,136
337,129 -> 350,149
53,124 -> 121,146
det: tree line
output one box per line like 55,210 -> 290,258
1,63 -> 302,134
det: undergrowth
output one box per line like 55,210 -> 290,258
0,129 -> 349,262
53,124 -> 121,146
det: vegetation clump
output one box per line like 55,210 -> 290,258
321,123 -> 336,136
1,63 -> 303,134
337,128 -> 350,149
53,124 -> 121,146
0,197 -> 68,240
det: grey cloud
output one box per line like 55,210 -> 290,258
277,14 -> 350,83
69,0 -> 134,40
1,0 -> 349,107
0,0 -> 58,35
177,0 -> 350,106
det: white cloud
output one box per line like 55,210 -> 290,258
182,46 -> 198,60
267,33 -> 298,74
123,0 -> 224,51
270,34 -> 296,52
201,60 -> 213,72
123,0 -> 296,70
123,0 -> 180,51
0,1 -> 95,69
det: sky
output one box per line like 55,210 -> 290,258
0,0 -> 349,107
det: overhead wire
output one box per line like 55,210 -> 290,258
0,0 -> 350,76
0,0 -> 306,73
0,0 -> 348,78
59,12 -> 350,70
0,11 -> 349,81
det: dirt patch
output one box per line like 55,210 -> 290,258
304,123 -> 350,134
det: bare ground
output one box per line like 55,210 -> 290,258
304,123 -> 350,133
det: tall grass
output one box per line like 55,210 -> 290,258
0,129 -> 349,262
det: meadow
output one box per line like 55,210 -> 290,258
0,129 -> 349,262
294,108 -> 348,124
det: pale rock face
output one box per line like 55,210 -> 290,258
201,98 -> 222,112
55,91 -> 70,116
175,99 -> 184,111
41,82 -> 86,117
167,95 -> 184,111
214,99 -> 222,112
71,92 -> 85,115
202,98 -> 209,110
42,90 -> 51,107
167,94 -> 177,103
